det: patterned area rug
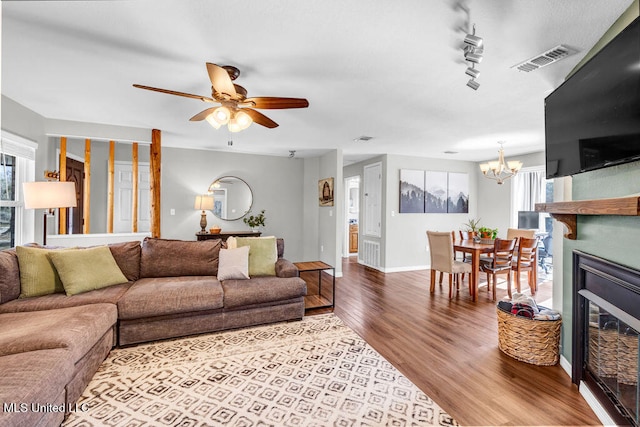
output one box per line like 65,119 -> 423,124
63,314 -> 458,426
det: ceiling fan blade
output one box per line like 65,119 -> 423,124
206,63 -> 237,99
189,107 -> 217,121
133,84 -> 214,102
243,109 -> 279,128
245,97 -> 309,109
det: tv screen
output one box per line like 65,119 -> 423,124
518,211 -> 540,230
544,16 -> 640,179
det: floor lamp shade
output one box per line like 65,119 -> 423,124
23,181 -> 77,210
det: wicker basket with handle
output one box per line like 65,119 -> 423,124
496,307 -> 562,366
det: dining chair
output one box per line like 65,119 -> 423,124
427,231 -> 472,299
506,228 -> 536,240
479,238 -> 517,301
511,237 -> 538,298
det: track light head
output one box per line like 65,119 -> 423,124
464,33 -> 483,48
465,66 -> 480,79
466,79 -> 480,90
464,50 -> 483,64
289,150 -> 296,158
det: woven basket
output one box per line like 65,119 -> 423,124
588,324 -> 638,385
496,307 -> 562,366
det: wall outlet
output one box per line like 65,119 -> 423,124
320,245 -> 324,252
170,208 -> 175,216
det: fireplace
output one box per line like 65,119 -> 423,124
573,251 -> 640,426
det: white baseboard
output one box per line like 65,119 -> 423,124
579,381 -> 617,426
383,265 -> 428,273
560,354 -> 571,377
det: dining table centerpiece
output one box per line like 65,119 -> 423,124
478,226 -> 498,244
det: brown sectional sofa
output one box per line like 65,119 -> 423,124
0,237 -> 306,426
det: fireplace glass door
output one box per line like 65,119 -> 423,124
587,300 -> 640,423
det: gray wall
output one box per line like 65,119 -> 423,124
315,150 -> 342,275
161,146 -> 307,262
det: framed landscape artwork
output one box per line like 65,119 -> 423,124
399,170 -> 469,214
399,169 -> 425,213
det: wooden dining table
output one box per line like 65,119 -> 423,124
454,239 -> 495,301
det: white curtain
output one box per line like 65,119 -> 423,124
511,169 -> 545,227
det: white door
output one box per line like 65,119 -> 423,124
114,162 -> 150,233
363,162 -> 382,237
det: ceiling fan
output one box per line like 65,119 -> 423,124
133,62 -> 309,132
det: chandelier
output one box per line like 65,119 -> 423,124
479,142 -> 523,184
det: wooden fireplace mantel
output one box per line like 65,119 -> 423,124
535,195 -> 640,240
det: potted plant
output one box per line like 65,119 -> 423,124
463,218 -> 481,233
478,226 -> 498,243
243,209 -> 266,231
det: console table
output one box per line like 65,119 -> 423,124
294,261 -> 335,310
196,231 -> 261,242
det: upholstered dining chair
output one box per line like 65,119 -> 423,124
506,228 -> 536,240
479,238 -> 517,301
427,231 -> 472,299
510,237 -> 538,298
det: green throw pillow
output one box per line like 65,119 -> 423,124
16,246 -> 67,298
48,246 -> 128,296
236,236 -> 277,276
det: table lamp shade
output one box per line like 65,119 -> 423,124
194,195 -> 214,211
23,181 -> 77,209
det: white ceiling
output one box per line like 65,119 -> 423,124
2,0 -> 634,164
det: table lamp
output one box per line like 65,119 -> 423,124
194,195 -> 214,233
23,181 -> 77,245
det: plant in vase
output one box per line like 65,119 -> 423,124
463,218 -> 481,233
243,209 -> 266,232
478,226 -> 498,240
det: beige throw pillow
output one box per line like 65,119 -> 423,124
48,246 -> 128,296
217,246 -> 250,280
16,246 -> 67,298
236,236 -> 277,276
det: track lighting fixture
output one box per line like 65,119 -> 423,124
289,150 -> 296,158
463,24 -> 482,90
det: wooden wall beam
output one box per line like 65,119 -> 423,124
132,142 -> 139,233
83,139 -> 91,234
150,129 -> 161,238
58,137 -> 68,235
107,140 -> 115,233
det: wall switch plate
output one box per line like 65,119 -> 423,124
321,245 -> 324,252
170,209 -> 175,216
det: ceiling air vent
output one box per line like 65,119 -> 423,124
353,136 -> 373,142
512,45 -> 577,72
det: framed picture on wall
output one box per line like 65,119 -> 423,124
425,171 -> 447,213
447,172 -> 469,213
399,169 -> 425,213
318,177 -> 334,206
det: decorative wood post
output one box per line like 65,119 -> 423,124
150,129 -> 161,238
58,136 -> 68,234
83,139 -> 91,234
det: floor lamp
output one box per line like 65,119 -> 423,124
23,181 -> 77,245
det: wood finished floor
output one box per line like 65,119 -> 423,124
306,257 -> 600,427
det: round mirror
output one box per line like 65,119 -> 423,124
207,176 -> 253,221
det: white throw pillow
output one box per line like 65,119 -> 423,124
217,246 -> 250,280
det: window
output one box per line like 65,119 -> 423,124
0,131 -> 37,249
510,167 -> 553,232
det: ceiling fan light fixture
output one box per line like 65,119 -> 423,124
234,110 -> 253,130
205,114 -> 222,129
212,106 -> 231,125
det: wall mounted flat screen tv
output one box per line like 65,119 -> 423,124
544,16 -> 640,179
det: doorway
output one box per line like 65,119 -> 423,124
343,176 -> 360,257
64,157 -> 84,234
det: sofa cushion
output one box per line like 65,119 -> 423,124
217,246 -> 250,280
15,246 -> 69,298
118,276 -> 224,319
0,349 -> 73,427
0,303 -> 117,363
48,246 -> 128,296
236,236 -> 277,276
0,249 -> 20,303
0,282 -> 132,314
109,240 -> 141,281
140,237 -> 221,278
221,276 -> 307,308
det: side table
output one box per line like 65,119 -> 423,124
294,261 -> 335,310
